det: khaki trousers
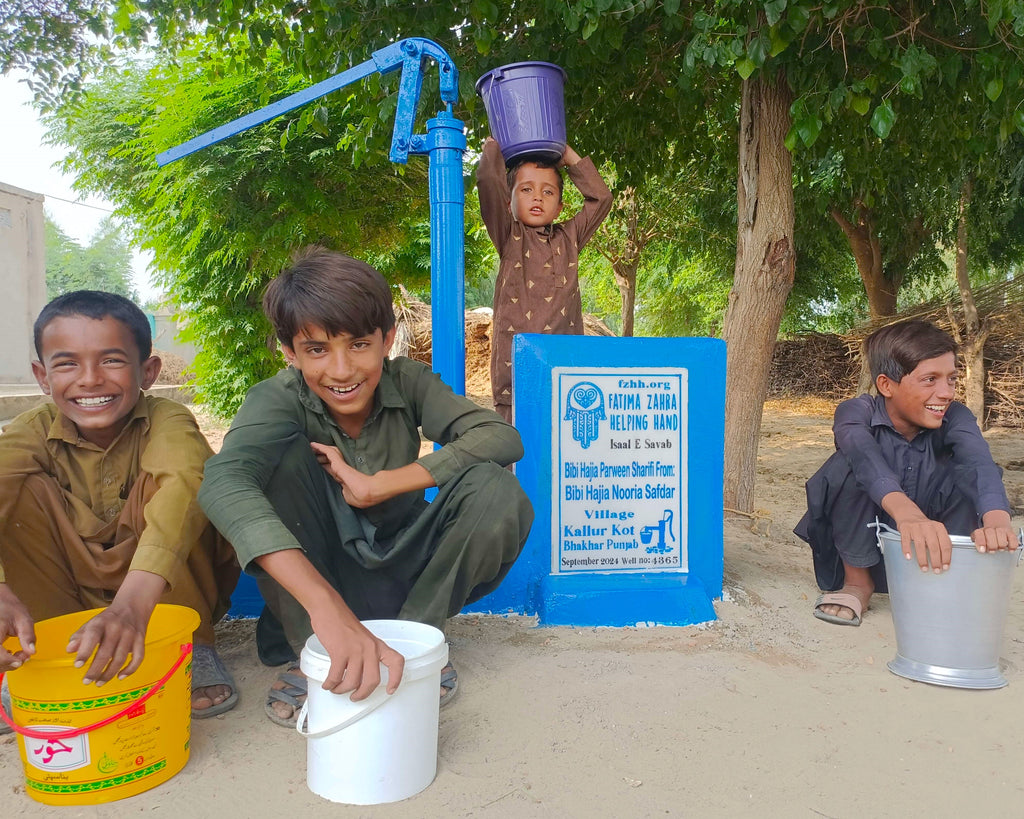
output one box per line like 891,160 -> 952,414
0,473 -> 239,644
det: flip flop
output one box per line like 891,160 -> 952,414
265,665 -> 306,728
191,644 -> 239,719
813,592 -> 863,627
440,661 -> 458,708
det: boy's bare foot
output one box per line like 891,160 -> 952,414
814,587 -> 871,624
265,665 -> 307,727
814,563 -> 874,625
191,644 -> 239,718
192,684 -> 234,711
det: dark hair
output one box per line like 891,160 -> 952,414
865,320 -> 958,383
34,290 -> 152,361
263,246 -> 396,347
506,158 -> 564,199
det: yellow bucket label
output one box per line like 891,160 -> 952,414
27,761 -> 167,795
13,684 -> 155,714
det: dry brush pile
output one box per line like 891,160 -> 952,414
395,281 -> 1024,429
393,289 -> 614,399
769,277 -> 1024,429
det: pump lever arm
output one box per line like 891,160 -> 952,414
156,38 -> 458,167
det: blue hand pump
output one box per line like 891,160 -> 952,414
156,38 -> 467,393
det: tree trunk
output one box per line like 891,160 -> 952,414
952,174 -> 988,422
614,186 -> 640,337
830,204 -> 897,320
614,262 -> 637,337
722,74 -> 796,512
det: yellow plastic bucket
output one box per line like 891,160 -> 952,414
0,603 -> 199,805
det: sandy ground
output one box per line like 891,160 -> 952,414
4,400 -> 1024,818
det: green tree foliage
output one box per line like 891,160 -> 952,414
48,40 -> 494,416
579,148 -> 738,337
15,5 -> 1024,319
0,0 -> 151,108
43,214 -> 137,300
16,1 -> 1024,506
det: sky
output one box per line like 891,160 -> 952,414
0,72 -> 161,303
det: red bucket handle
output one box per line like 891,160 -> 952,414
0,642 -> 192,740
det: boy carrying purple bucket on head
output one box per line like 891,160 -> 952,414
794,319 -> 1016,627
477,134 -> 612,424
0,291 -> 240,727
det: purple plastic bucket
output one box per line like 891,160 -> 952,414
475,61 -> 567,165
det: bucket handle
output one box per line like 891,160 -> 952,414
871,517 -> 1024,561
0,642 -> 193,740
295,685 -> 391,739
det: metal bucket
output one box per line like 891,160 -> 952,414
875,521 -> 1023,689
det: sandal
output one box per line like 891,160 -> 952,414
440,661 -> 458,708
813,592 -> 864,627
191,644 -> 239,719
265,665 -> 307,728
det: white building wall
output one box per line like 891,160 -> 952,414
0,182 -> 46,383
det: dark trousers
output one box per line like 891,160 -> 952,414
794,451 -> 980,593
252,439 -> 533,664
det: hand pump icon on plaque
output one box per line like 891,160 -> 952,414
641,510 -> 675,554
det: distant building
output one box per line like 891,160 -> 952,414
0,182 -> 45,383
151,304 -> 199,365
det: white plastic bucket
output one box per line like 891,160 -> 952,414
875,521 -> 1023,689
297,620 -> 448,804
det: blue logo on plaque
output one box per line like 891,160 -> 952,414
564,381 -> 605,449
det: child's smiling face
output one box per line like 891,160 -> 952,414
511,163 -> 564,228
877,352 -> 958,440
31,315 -> 161,449
284,324 -> 396,437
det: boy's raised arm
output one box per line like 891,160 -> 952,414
560,143 -> 612,248
477,137 -> 513,251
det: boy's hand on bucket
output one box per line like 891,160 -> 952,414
558,144 -> 582,167
68,607 -> 147,685
0,583 -> 35,671
67,570 -> 165,685
897,518 -> 953,574
313,609 -> 405,701
884,494 -> 953,573
972,510 -> 1016,554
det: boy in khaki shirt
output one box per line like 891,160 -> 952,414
0,291 -> 239,722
